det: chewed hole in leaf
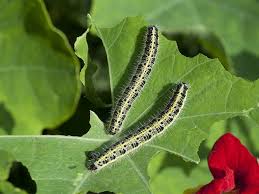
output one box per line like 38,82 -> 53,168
8,161 -> 37,194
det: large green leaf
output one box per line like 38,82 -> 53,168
0,0 -> 81,134
0,16 -> 259,194
91,0 -> 259,76
91,16 -> 259,151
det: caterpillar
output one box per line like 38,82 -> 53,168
107,25 -> 159,135
88,82 -> 189,171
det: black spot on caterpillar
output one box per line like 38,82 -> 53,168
88,82 -> 189,171
107,26 -> 159,135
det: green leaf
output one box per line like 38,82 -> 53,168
75,30 -> 88,88
1,16 -> 259,194
91,0 -> 259,73
0,0 -> 81,134
92,15 -> 259,159
150,158 -> 210,194
81,16 -> 259,193
75,20 -> 110,107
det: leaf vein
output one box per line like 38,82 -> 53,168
107,19 -> 126,51
127,157 -> 151,193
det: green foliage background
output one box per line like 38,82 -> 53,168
0,0 -> 258,194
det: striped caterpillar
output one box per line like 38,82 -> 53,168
88,82 -> 189,171
106,26 -> 159,135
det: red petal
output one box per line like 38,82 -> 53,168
197,167 -> 235,194
196,133 -> 259,193
208,133 -> 259,187
240,187 -> 259,194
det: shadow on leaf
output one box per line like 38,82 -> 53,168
0,103 -> 14,134
232,51 -> 259,81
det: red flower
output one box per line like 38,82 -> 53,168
197,133 -> 259,194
